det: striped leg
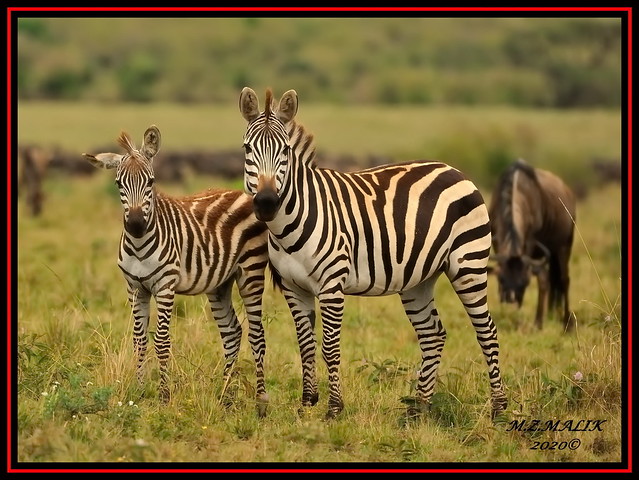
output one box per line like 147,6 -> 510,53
282,286 -> 319,412
399,278 -> 446,415
450,270 -> 507,418
154,285 -> 176,404
207,281 -> 243,404
128,285 -> 151,387
318,288 -> 345,419
236,277 -> 268,417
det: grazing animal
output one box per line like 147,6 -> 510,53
488,159 -> 576,331
238,87 -> 507,420
83,125 -> 270,414
19,144 -> 51,216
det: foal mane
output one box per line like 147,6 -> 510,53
117,131 -> 137,155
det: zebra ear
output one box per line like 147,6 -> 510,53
82,152 -> 123,170
277,89 -> 298,124
240,87 -> 260,122
141,125 -> 161,159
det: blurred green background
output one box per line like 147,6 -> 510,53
16,16 -> 622,108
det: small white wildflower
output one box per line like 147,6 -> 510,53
52,381 -> 60,385
573,371 -> 584,381
117,401 -> 123,407
128,400 -> 134,406
72,415 -> 77,419
41,392 -> 48,396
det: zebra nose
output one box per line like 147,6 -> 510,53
125,207 -> 146,238
253,188 -> 280,222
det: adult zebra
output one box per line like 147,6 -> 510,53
239,88 -> 508,420
84,125 -> 270,415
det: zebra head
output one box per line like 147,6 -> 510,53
83,125 -> 161,238
239,87 -> 298,222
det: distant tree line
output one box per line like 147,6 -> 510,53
16,17 -> 622,108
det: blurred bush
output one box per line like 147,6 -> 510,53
16,17 -> 623,108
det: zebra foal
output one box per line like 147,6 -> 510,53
239,88 -> 508,420
83,125 -> 270,415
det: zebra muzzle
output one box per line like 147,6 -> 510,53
125,207 -> 147,238
253,188 -> 280,222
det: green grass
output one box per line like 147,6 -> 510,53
14,102 -> 625,467
15,170 -> 623,465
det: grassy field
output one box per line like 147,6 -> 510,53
13,102 -> 626,469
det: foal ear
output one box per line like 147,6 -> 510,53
239,87 -> 260,122
141,125 -> 161,159
82,152 -> 123,169
276,89 -> 298,124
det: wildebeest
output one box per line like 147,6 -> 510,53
488,159 -> 576,331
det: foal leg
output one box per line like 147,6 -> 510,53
154,285 -> 176,404
128,285 -> 151,388
207,280 -> 243,404
236,272 -> 269,417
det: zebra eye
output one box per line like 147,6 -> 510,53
115,179 -> 122,188
147,177 -> 155,187
282,145 -> 290,156
244,144 -> 252,154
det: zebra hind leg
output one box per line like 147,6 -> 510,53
450,270 -> 508,419
207,285 -> 243,409
399,279 -> 446,420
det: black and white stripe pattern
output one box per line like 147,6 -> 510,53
239,88 -> 507,419
84,125 -> 269,414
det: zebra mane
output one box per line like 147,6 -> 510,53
117,131 -> 137,155
289,119 -> 318,168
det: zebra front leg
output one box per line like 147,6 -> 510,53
318,289 -> 345,419
282,287 -> 319,412
237,277 -> 269,417
207,283 -> 243,408
400,280 -> 446,418
128,285 -> 151,390
154,287 -> 175,404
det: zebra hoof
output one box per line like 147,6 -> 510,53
491,395 -> 508,420
159,387 -> 170,405
324,399 -> 344,420
302,391 -> 319,407
401,396 -> 430,421
256,393 -> 269,418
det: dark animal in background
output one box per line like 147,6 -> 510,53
488,159 -> 576,331
19,145 -> 51,216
